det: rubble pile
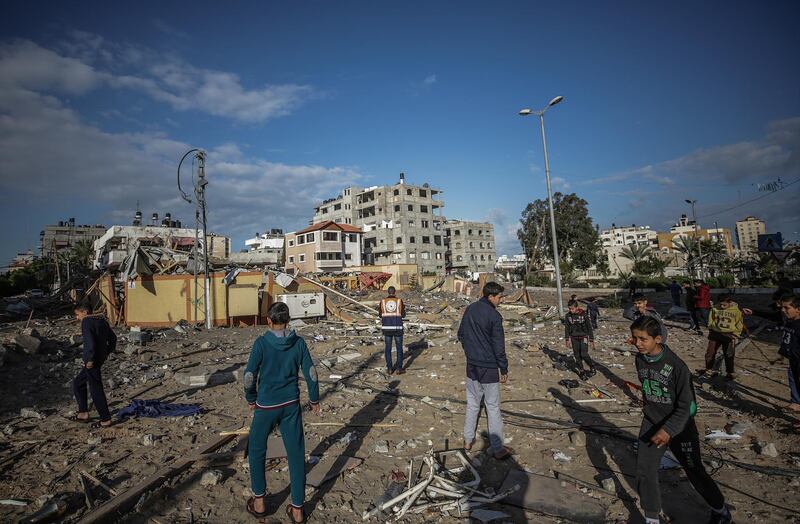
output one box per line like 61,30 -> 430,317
0,288 -> 798,523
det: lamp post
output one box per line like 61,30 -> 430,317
685,199 -> 704,280
520,95 -> 565,317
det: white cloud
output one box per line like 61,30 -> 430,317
551,176 -> 571,191
1,35 -> 316,124
0,37 -> 361,252
423,74 -> 438,85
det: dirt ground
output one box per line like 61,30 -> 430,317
1,288 -> 799,523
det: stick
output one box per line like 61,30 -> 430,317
78,434 -> 236,524
300,275 -> 379,316
80,473 -> 95,509
24,308 -> 34,328
80,470 -> 118,497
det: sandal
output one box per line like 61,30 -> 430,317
90,420 -> 113,429
246,496 -> 268,518
492,446 -> 515,460
285,504 -> 305,523
67,414 -> 91,424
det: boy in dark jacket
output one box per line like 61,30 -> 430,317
564,299 -> 596,379
683,282 -> 700,332
779,294 -> 800,419
630,316 -> 731,524
457,282 -> 513,460
72,302 -> 115,427
244,302 -> 320,523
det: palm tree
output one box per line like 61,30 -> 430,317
68,239 -> 95,273
619,243 -> 653,275
672,235 -> 698,274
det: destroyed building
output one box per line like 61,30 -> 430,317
312,174 -> 448,274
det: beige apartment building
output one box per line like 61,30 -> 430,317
444,220 -> 496,273
311,173 -> 447,274
735,216 -> 766,252
284,221 -> 363,274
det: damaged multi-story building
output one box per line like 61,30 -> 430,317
284,221 -> 363,274
444,220 -> 496,273
311,173 -> 448,274
40,218 -> 107,258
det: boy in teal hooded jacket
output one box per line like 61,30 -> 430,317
244,301 -> 320,522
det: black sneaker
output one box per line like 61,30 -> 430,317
707,507 -> 732,524
578,370 -> 589,381
587,368 -> 597,378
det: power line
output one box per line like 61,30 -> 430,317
697,178 -> 800,219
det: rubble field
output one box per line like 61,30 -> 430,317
1,288 -> 798,523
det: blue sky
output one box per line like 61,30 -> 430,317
1,0 -> 799,265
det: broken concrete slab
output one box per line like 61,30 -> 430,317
174,367 -> 240,387
470,509 -> 511,523
305,455 -> 363,488
499,469 -> 607,523
336,352 -> 362,364
12,334 -> 42,354
200,469 -> 223,486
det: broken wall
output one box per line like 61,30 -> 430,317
349,264 -> 418,290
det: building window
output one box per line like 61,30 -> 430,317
407,205 -> 413,212
480,255 -> 485,261
421,220 -> 429,228
455,242 -> 462,249
488,255 -> 493,260
394,205 -> 400,212
349,234 -> 357,242
457,255 -> 463,261
407,188 -> 412,195
394,189 -> 400,196
468,229 -> 473,235
306,232 -> 315,242
420,205 -> 428,213
323,232 -> 338,241
455,230 -> 461,236
409,236 -> 416,243
419,189 -> 427,197
409,252 -> 416,259
471,255 -> 476,260
422,236 -> 430,244
288,256 -> 295,263
321,208 -> 328,214
422,252 -> 430,259
288,240 -> 294,247
334,203 -> 341,210
436,252 -> 442,260
408,220 -> 415,228
296,235 -> 305,245
299,254 -> 305,262
487,243 -> 492,248
469,242 -> 474,248
396,237 -> 403,244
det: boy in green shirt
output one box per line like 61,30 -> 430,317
244,302 -> 320,523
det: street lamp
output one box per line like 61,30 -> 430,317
685,199 -> 704,280
519,95 -> 566,317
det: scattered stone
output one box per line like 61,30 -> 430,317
20,407 -> 44,420
142,434 -> 156,446
600,477 -> 616,493
759,443 -> 779,458
431,354 -> 443,361
374,441 -> 389,454
123,344 -> 138,356
3,424 -> 14,436
568,431 -> 586,446
552,450 -> 572,463
200,469 -> 224,486
87,436 -> 102,446
174,368 -> 239,387
200,341 -> 214,350
12,334 -> 42,355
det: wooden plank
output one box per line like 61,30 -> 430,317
78,434 -> 236,524
498,469 -> 607,523
305,455 -> 362,488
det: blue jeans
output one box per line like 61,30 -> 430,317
384,334 -> 403,370
696,308 -> 710,327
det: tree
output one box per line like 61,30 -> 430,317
619,243 -> 652,273
517,192 -> 599,271
672,235 -> 699,274
67,239 -> 95,274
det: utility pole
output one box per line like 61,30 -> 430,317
686,199 -> 704,280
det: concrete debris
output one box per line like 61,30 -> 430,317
11,334 -> 42,355
552,450 -> 572,463
174,368 -> 240,387
600,476 -> 616,493
374,441 -> 389,454
20,407 -> 44,420
142,434 -> 156,446
200,341 -> 214,350
200,469 -> 224,486
758,442 -> 779,458
568,431 -> 586,446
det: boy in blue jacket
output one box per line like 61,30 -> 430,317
244,302 -> 320,523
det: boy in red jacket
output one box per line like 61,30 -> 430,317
694,280 -> 711,329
